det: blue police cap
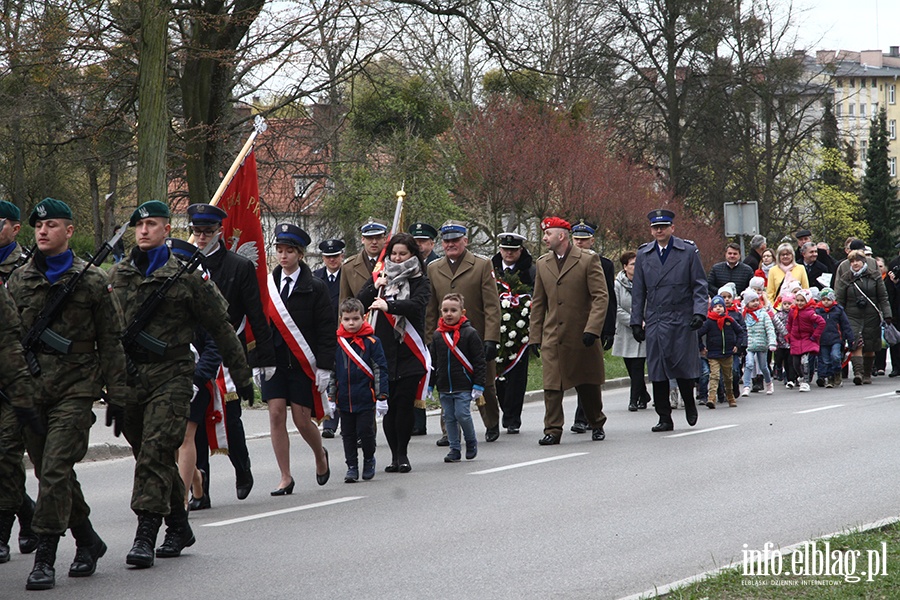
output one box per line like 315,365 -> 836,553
409,222 -> 438,239
647,209 -> 675,226
318,238 -> 345,256
359,218 -> 388,237
273,223 -> 311,248
187,203 -> 228,226
440,220 -> 467,240
571,219 -> 597,239
166,237 -> 198,260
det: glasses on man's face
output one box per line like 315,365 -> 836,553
651,225 -> 670,231
191,226 -> 219,236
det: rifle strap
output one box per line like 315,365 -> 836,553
127,344 -> 191,364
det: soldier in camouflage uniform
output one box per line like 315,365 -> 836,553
0,200 -> 40,561
108,201 -> 253,569
7,198 -> 130,590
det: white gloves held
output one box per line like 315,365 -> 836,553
376,399 -> 388,416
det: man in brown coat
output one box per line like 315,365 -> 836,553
425,221 -> 503,442
339,218 -> 388,304
529,217 -> 609,444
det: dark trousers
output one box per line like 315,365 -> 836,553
875,347 -> 887,373
194,398 -> 251,479
496,352 -> 529,429
341,410 -> 376,467
384,375 -> 418,462
774,348 -> 795,383
652,379 -> 696,425
623,357 -> 648,403
891,344 -> 900,374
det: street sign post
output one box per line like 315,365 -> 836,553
724,201 -> 759,256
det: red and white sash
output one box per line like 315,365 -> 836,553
499,344 -> 528,377
442,331 -> 474,374
266,273 -> 328,421
216,317 -> 246,399
381,311 -> 432,399
205,377 -> 229,454
338,337 -> 374,380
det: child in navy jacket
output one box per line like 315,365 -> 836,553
698,295 -> 746,408
815,287 -> 854,388
329,298 -> 389,482
429,293 -> 486,462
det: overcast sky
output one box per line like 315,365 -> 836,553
796,0 -> 900,52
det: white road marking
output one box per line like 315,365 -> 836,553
469,453 -> 588,475
794,404 -> 844,414
202,496 -> 365,527
865,391 -> 897,399
664,424 -> 738,438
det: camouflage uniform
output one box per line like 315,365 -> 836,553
7,256 -> 129,536
108,251 -> 252,516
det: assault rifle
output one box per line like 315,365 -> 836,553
21,223 -> 129,376
121,234 -> 219,376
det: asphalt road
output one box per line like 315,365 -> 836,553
2,379 -> 899,600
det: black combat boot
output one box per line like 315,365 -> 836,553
155,504 -> 195,558
25,534 -> 60,590
0,510 -> 14,563
126,513 -> 162,569
17,495 -> 38,554
68,518 -> 107,577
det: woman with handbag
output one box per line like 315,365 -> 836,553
835,250 -> 892,385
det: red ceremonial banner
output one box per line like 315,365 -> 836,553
218,150 -> 268,344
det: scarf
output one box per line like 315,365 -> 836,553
706,310 -> 732,330
36,249 -> 75,284
742,306 -> 760,322
382,256 -> 422,340
850,262 -> 868,278
337,321 -> 375,350
0,241 -> 17,264
437,315 -> 469,346
132,245 -> 170,277
761,262 -> 773,275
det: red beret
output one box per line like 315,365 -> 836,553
540,217 -> 571,231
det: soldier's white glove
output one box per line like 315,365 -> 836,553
316,369 -> 332,392
263,366 -> 277,381
376,399 -> 389,416
326,401 -> 336,419
253,368 -> 264,389
471,386 -> 484,401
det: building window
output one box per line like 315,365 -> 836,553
860,140 -> 868,164
848,103 -> 855,116
860,103 -> 866,117
872,78 -> 877,87
837,103 -> 843,117
891,157 -> 897,178
292,175 -> 313,198
891,120 -> 897,140
850,78 -> 855,88
890,85 -> 897,105
836,78 -> 842,88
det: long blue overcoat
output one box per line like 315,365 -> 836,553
630,236 -> 708,381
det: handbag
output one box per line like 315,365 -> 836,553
852,281 -> 900,346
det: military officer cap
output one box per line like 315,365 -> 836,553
794,228 -> 812,239
571,219 -> 597,239
647,209 -> 675,226
29,198 -> 73,226
273,223 -> 311,249
166,237 -> 197,261
440,220 -> 468,240
130,200 -> 170,226
409,222 -> 438,240
319,238 -> 345,256
360,218 -> 388,237
540,216 -> 571,231
0,200 -> 20,222
187,203 -> 228,226
498,232 -> 526,248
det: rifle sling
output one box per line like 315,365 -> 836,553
127,344 -> 191,364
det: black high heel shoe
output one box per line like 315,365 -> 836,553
316,449 -> 330,486
270,478 -> 295,496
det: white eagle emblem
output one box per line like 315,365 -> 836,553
235,241 -> 260,268
139,207 -> 149,218
36,205 -> 47,217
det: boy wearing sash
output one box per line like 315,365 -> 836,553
429,293 -> 486,463
329,298 -> 389,482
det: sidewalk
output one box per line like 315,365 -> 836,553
72,376 -> 633,464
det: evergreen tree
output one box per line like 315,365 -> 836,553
820,102 -> 842,188
861,108 -> 898,257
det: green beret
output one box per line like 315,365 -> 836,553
29,198 -> 73,226
130,200 -> 171,226
0,200 -> 20,221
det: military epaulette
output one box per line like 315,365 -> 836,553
683,239 -> 696,245
638,241 -> 651,249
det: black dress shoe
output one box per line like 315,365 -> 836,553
270,479 -> 295,496
685,406 -> 698,427
188,494 -> 210,511
321,428 -> 335,439
485,426 -> 500,442
410,428 -> 426,436
538,434 -> 560,446
316,449 -> 330,486
591,428 -> 606,441
384,462 -> 400,473
651,421 -> 674,432
628,402 -> 638,412
398,458 -> 412,473
235,469 -> 253,500
506,427 -> 520,434
570,422 -> 587,434
889,370 -> 900,378
436,435 -> 449,447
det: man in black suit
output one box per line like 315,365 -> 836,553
313,239 -> 344,437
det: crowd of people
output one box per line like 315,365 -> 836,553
1,195 -> 898,592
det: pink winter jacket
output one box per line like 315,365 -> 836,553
786,303 -> 826,355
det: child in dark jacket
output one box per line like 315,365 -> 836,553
815,287 -> 854,388
698,295 -> 746,408
330,299 -> 389,482
429,293 -> 486,462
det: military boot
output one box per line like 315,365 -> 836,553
126,513 -> 162,569
68,518 -> 107,577
0,510 -> 14,563
17,495 -> 38,554
155,504 -> 195,558
25,534 -> 60,590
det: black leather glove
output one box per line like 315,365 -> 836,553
238,383 -> 256,406
529,344 -> 541,358
13,406 -> 45,437
885,317 -> 893,325
483,341 -> 499,362
601,335 -> 614,351
582,332 -> 598,347
105,402 -> 125,438
631,325 -> 645,343
690,314 -> 705,330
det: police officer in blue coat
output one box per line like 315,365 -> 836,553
630,209 -> 708,432
313,238 -> 344,437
